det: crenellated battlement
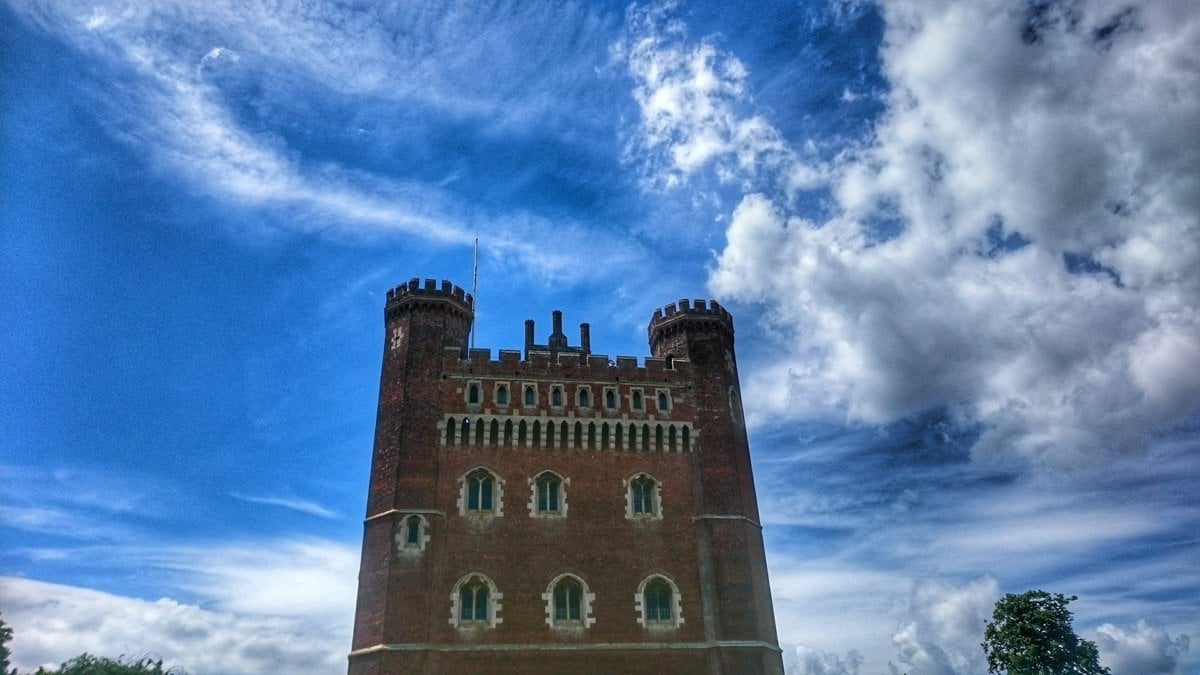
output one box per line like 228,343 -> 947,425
449,345 -> 691,381
648,298 -> 734,337
386,277 -> 474,315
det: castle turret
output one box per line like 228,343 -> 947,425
353,278 -> 473,656
649,299 -> 779,665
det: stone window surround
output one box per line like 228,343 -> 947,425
634,575 -> 684,629
603,386 -> 618,410
493,381 -> 511,408
527,470 -> 569,518
395,513 -> 430,554
457,466 -> 504,518
465,380 -> 483,408
449,573 -> 503,629
541,573 -> 596,629
655,388 -> 672,416
629,387 -> 645,411
623,472 -> 663,520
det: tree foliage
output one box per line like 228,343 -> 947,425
32,654 -> 172,675
1,614 -> 180,675
982,590 -> 1109,674
1,613 -> 15,675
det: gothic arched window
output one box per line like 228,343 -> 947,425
537,473 -> 561,514
452,574 -> 499,628
554,578 -> 582,622
627,473 -> 661,519
643,578 -> 673,623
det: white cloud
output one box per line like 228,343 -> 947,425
229,493 -> 339,519
159,538 -> 359,621
0,574 -> 350,674
889,577 -> 997,675
623,0 -> 1200,465
615,1 -> 822,192
1090,620 -> 1192,674
6,0 -> 641,281
784,644 -> 863,675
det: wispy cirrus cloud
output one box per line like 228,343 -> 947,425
229,492 -> 339,519
6,0 -> 643,281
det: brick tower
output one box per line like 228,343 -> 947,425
349,278 -> 783,674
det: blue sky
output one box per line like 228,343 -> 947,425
2,0 -> 1197,673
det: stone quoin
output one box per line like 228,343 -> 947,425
349,277 -> 783,674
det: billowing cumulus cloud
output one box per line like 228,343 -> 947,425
784,643 -> 864,675
1090,621 -> 1192,674
887,577 -> 996,675
623,0 -> 1200,466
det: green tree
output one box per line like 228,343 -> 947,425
982,590 -> 1109,674
1,613 -> 15,675
33,653 -> 174,675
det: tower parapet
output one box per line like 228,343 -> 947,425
386,277 -> 473,318
648,299 -> 734,359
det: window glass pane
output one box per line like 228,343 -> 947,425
606,390 -> 616,408
406,519 -> 420,544
461,587 -> 473,620
481,477 -> 493,510
468,478 -> 480,510
548,481 -> 558,511
554,586 -> 567,620
525,387 -> 535,405
469,384 -> 479,404
569,585 -> 580,620
633,391 -> 642,409
477,585 -> 488,620
497,386 -> 508,404
552,388 -> 562,405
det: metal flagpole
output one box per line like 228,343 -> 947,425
470,237 -> 478,350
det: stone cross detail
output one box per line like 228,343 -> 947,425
390,326 -> 405,350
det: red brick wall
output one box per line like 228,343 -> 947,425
350,283 -> 783,673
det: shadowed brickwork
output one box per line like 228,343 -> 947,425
349,278 -> 782,674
